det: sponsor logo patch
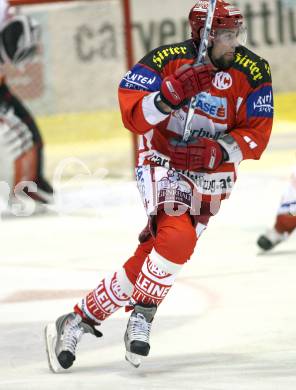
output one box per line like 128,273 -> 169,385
177,171 -> 235,195
110,273 -> 130,301
146,152 -> 170,168
157,169 -> 192,207
194,92 -> 228,119
147,258 -> 169,278
120,64 -> 161,91
247,86 -> 274,118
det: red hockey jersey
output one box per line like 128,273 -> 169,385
118,39 -> 273,201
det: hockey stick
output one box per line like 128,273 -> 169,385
182,0 -> 217,142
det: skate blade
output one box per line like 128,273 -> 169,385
44,323 -> 63,373
125,351 -> 142,368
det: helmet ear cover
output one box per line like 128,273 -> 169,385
189,0 -> 243,40
0,14 -> 41,65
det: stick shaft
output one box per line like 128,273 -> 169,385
182,0 -> 217,141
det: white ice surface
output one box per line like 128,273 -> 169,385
0,168 -> 296,390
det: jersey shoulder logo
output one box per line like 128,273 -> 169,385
247,85 -> 274,118
233,46 -> 272,88
119,64 -> 162,91
140,40 -> 196,72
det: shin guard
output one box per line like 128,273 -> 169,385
75,268 -> 133,324
131,249 -> 181,307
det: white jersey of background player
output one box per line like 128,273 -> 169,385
257,165 -> 296,250
0,0 -> 53,214
0,0 -> 6,21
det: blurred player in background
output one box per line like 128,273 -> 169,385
0,0 -> 53,211
257,165 -> 296,250
45,0 -> 274,372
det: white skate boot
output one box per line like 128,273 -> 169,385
45,312 -> 102,373
257,228 -> 288,251
124,304 -> 157,368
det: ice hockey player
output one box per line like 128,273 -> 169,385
257,165 -> 296,250
0,0 -> 53,212
45,0 -> 274,372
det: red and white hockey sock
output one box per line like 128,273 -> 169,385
131,248 -> 182,307
74,268 -> 134,324
275,214 -> 296,234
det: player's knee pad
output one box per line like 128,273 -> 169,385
154,211 -> 197,264
124,235 -> 154,284
0,107 -> 35,191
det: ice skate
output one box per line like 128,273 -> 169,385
257,228 -> 288,251
35,177 -> 54,204
45,312 -> 102,373
124,304 -> 157,368
21,177 -> 54,205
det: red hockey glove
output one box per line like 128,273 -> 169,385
169,137 -> 227,171
159,64 -> 213,110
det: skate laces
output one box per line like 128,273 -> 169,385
129,313 -> 152,343
62,315 -> 84,355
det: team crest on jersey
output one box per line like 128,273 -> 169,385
212,72 -> 233,90
193,1 -> 208,12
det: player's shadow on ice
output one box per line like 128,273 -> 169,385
72,351 -> 295,380
257,249 -> 296,257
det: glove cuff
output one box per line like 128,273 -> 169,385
218,134 -> 243,163
154,93 -> 173,114
220,144 -> 229,162
158,91 -> 188,111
